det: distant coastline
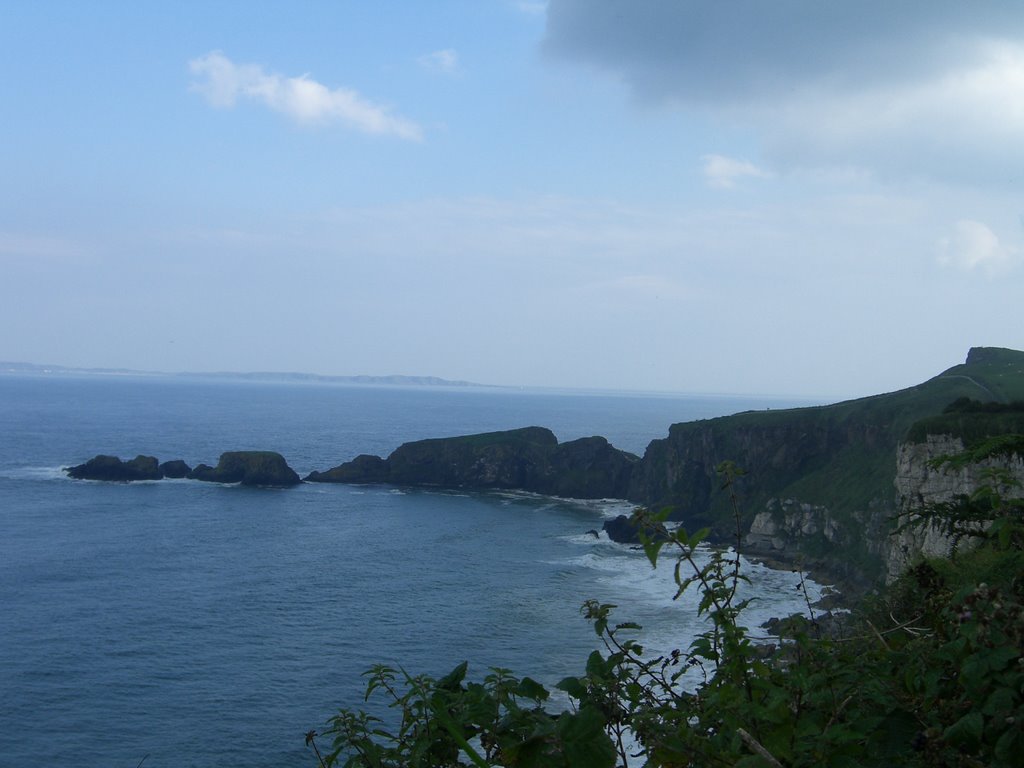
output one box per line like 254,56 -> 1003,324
0,361 -> 488,389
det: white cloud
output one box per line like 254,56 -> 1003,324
189,51 -> 423,141
417,49 -> 459,74
937,219 -> 1018,275
513,1 -> 547,16
701,154 -> 770,189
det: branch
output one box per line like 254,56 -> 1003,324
737,728 -> 784,768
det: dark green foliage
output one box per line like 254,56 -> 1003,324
311,663 -> 617,768
313,456 -> 1024,767
907,399 -> 1024,445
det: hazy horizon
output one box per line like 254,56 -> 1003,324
0,357 -> 837,401
2,2 -> 1022,400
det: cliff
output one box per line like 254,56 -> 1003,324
630,347 -> 1024,584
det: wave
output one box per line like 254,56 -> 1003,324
2,465 -> 77,481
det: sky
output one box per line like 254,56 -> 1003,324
1,1 -> 1022,399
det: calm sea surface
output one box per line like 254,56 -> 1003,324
0,375 -> 819,767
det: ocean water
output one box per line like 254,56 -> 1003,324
0,375 -> 819,767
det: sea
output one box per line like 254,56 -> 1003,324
0,374 -> 822,767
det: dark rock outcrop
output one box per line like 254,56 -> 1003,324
306,427 -> 638,499
546,436 -> 638,498
158,459 -> 191,479
305,454 -> 389,483
188,451 -> 301,486
602,514 -> 642,544
66,454 -> 162,481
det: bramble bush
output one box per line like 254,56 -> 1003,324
309,451 -> 1024,767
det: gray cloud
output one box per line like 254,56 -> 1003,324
544,1 -> 1024,102
543,1 -> 1024,183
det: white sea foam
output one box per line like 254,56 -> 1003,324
554,534 -> 829,662
4,465 -> 72,481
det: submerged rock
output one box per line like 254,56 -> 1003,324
188,451 -> 301,487
66,454 -> 162,481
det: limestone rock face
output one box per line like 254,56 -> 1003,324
306,427 -> 638,499
745,498 -> 844,554
66,454 -> 162,481
884,435 -> 1024,582
188,451 -> 301,486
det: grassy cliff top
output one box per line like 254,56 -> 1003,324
669,347 -> 1024,441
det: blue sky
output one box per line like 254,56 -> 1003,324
2,1 -> 1022,398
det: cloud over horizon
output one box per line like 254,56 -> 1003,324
189,51 -> 423,140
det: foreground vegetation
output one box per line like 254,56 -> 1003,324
308,443 -> 1024,767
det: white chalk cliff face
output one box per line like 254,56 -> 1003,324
885,435 -> 1024,582
745,498 -> 843,553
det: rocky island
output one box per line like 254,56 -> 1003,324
66,450 -> 301,487
305,426 -> 638,499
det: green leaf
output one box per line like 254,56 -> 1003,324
985,645 -> 1021,672
983,686 -> 1016,716
556,705 -> 616,768
690,527 -> 711,547
585,650 -> 609,678
555,676 -> 587,700
515,677 -> 549,702
995,725 -> 1022,763
944,711 -> 984,750
642,536 -> 666,568
436,660 -> 468,691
